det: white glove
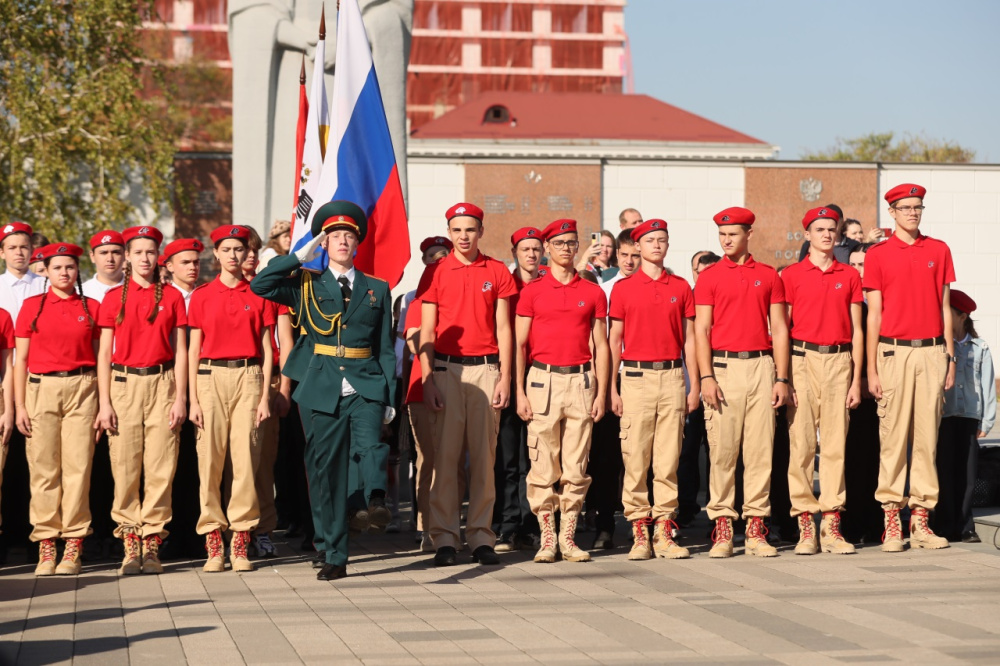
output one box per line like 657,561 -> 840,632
383,406 -> 396,425
294,231 -> 326,264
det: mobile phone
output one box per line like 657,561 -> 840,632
591,232 -> 600,243
879,227 -> 893,239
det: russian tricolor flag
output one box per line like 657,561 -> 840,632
299,0 -> 410,288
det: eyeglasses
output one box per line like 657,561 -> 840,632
549,240 -> 579,249
892,205 -> 925,213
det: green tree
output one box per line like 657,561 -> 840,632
803,132 -> 975,163
0,0 -> 177,244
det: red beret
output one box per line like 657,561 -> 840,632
445,202 -> 484,223
713,207 -> 755,226
89,230 -> 124,249
157,254 -> 167,268
37,243 -> 83,261
29,248 -> 45,264
419,235 -> 452,254
801,206 -> 841,230
885,183 -> 926,204
122,226 -> 164,247
631,219 -> 668,242
542,219 -> 577,241
162,238 -> 205,260
210,225 -> 250,245
0,221 -> 32,244
510,227 -> 542,248
950,289 -> 977,315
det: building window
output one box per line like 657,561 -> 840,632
551,41 -> 603,69
482,3 -> 532,32
414,1 -> 462,30
551,5 -> 604,34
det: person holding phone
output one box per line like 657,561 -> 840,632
575,230 -> 618,281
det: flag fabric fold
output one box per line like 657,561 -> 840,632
303,0 -> 410,287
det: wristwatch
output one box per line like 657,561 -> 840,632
950,356 -> 958,363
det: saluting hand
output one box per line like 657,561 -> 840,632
294,231 -> 327,264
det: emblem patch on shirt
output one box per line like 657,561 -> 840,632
835,283 -> 843,289
577,301 -> 585,307
754,280 -> 761,287
928,261 -> 935,268
77,316 -> 85,322
482,281 -> 493,292
244,304 -> 250,311
671,296 -> 677,303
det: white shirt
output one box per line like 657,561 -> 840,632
82,276 -> 123,304
329,266 -> 357,396
395,289 -> 417,377
0,270 -> 46,324
170,282 -> 195,313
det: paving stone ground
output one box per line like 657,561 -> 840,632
3,515 -> 1000,666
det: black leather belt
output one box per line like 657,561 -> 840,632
436,353 -> 499,366
112,361 -> 175,376
532,360 -> 592,374
36,366 -> 95,378
622,359 -> 682,370
712,350 -> 770,359
200,358 -> 261,368
879,336 -> 944,348
792,340 -> 852,354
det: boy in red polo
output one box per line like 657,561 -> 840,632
515,219 -> 609,563
864,183 -> 955,552
609,219 -> 697,560
781,207 -> 863,556
418,203 -> 517,566
694,207 -> 790,558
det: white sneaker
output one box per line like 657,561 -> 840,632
253,533 -> 277,559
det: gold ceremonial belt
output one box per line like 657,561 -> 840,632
314,343 -> 372,359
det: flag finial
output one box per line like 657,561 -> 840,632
319,4 -> 326,40
299,55 -> 306,84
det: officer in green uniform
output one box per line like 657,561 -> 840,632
251,201 -> 396,581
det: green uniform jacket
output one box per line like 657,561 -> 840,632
250,253 -> 396,415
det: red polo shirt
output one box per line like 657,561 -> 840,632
863,233 -> 955,339
781,258 -> 862,346
98,281 -> 188,366
516,271 -> 607,366
0,308 -> 13,349
16,291 -> 101,373
417,251 -> 517,356
694,255 -> 785,352
609,270 -> 694,361
403,299 -> 423,404
188,277 -> 276,360
268,303 -> 288,365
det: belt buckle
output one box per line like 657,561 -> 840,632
652,361 -> 664,370
818,345 -> 831,353
738,351 -> 749,360
913,339 -> 923,348
336,345 -> 346,357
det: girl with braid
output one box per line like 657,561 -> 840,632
14,243 -> 101,576
95,226 -> 189,575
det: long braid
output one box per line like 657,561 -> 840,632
115,261 -> 132,325
30,269 -> 49,333
77,270 -> 95,328
147,278 -> 163,323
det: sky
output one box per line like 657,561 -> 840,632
625,0 -> 1000,162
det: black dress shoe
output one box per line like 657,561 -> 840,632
317,563 -> 347,581
312,552 -> 326,569
962,530 -> 982,543
591,531 -> 614,550
434,546 -> 457,566
472,545 -> 500,565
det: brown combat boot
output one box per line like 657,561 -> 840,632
230,531 -> 255,572
35,538 -> 57,577
652,519 -> 690,559
820,512 -> 855,554
627,518 -> 653,560
203,529 -> 225,572
55,537 -> 84,575
534,511 -> 558,563
909,507 -> 949,550
558,511 -> 591,562
794,513 -> 819,555
745,517 -> 778,557
708,517 -> 734,558
881,508 -> 905,553
142,535 -> 164,574
120,531 -> 142,575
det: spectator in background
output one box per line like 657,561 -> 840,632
28,233 -> 50,276
577,230 -> 618,282
619,208 -> 643,230
257,220 -> 291,272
